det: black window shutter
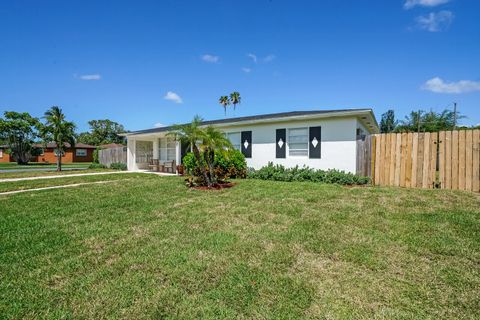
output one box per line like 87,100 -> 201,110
309,126 -> 321,159
241,131 -> 252,158
276,129 -> 286,158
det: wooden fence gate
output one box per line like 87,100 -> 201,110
367,130 -> 480,192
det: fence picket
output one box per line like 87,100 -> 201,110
452,131 -> 459,190
473,130 -> 480,193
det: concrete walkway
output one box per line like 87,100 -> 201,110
0,180 -> 124,196
0,167 -> 88,173
0,171 -> 130,183
0,170 -> 177,183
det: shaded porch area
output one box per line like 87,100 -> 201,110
126,133 -> 189,173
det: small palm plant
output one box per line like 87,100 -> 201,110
219,96 -> 230,116
168,115 -> 212,187
42,106 -> 76,171
229,92 -> 241,111
202,126 -> 233,183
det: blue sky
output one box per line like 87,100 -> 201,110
0,0 -> 479,132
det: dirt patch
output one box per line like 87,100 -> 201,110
192,182 -> 236,191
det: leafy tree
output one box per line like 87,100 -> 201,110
379,110 -> 397,133
77,119 -> 126,145
229,92 -> 241,111
168,116 -> 212,187
396,109 -> 463,132
41,106 -> 76,171
219,96 -> 230,116
0,111 -> 41,164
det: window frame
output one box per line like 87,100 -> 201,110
287,127 -> 309,157
226,132 -> 241,151
158,137 -> 176,161
75,148 -> 88,157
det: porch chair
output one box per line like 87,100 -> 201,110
148,159 -> 159,172
163,160 -> 176,174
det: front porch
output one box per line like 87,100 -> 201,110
126,133 -> 188,173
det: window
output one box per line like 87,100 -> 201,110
54,149 -> 65,157
288,127 -> 308,156
76,149 -> 87,157
227,132 -> 241,150
159,137 -> 176,161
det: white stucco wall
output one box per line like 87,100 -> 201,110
219,116 -> 358,173
127,115 -> 367,173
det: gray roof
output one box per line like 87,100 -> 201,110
127,108 -> 377,135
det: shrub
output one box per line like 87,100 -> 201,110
182,149 -> 247,180
110,162 -> 127,171
248,163 -> 370,185
88,163 -> 106,169
92,147 -> 100,164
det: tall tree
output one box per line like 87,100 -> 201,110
379,109 -> 397,133
0,111 -> 41,164
229,92 -> 241,111
77,119 -> 126,145
168,116 -> 212,187
219,96 -> 230,116
41,106 -> 76,171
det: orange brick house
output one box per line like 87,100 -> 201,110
0,143 -> 96,163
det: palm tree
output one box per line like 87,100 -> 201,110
219,96 -> 230,116
229,92 -> 241,112
168,115 -> 212,187
202,126 -> 233,182
42,106 -> 76,171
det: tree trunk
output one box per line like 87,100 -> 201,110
206,148 -> 216,183
57,153 -> 62,172
192,145 -> 211,187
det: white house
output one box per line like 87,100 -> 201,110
124,109 -> 379,173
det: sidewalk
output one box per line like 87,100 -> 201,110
0,171 -> 130,183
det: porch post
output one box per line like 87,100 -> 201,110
127,138 -> 136,171
152,138 -> 159,160
176,140 -> 181,168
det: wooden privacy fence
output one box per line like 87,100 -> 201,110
368,130 -> 480,192
98,146 -> 127,167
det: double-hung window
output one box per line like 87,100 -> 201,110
226,132 -> 241,150
159,137 -> 176,161
288,127 -> 308,156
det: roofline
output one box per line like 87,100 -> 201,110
124,108 -> 379,137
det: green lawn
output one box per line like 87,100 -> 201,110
0,175 -> 479,318
0,168 -> 113,180
0,162 -> 91,170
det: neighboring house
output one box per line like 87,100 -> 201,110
0,143 -> 96,163
0,145 -> 11,163
124,109 -> 379,173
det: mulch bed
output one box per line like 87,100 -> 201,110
191,182 -> 236,191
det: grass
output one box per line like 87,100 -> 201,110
0,175 -> 479,318
0,168 -> 113,179
0,162 -> 91,170
0,172 -> 132,193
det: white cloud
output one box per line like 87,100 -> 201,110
77,74 -> 101,80
154,122 -> 165,128
242,67 -> 251,73
164,91 -> 183,103
422,77 -> 480,94
201,54 -> 219,63
263,54 -> 276,62
415,10 -> 453,32
404,0 -> 450,9
247,53 -> 257,63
